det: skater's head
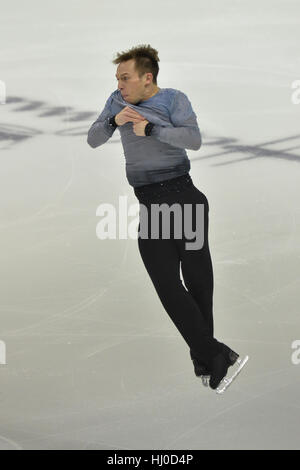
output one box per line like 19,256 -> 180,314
112,44 -> 160,104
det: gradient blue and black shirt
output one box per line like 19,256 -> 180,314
87,88 -> 201,187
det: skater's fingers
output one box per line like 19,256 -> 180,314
124,107 -> 144,118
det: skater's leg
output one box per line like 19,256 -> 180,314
176,185 -> 249,390
175,186 -> 214,364
137,233 -> 223,366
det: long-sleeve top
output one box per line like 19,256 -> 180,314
87,88 -> 202,187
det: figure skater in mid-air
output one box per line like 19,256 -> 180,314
87,44 -> 248,393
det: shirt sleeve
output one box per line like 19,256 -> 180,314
87,93 -> 117,148
150,90 -> 202,151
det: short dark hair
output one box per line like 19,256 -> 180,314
112,44 -> 159,85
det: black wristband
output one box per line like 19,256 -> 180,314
145,122 -> 155,136
108,115 -> 118,129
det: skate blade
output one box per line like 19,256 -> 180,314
201,375 -> 210,387
216,355 -> 249,394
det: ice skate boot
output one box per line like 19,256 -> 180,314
209,345 -> 249,394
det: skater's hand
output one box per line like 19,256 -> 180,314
132,119 -> 149,136
115,106 -> 145,126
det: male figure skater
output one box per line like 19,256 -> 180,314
87,44 -> 248,393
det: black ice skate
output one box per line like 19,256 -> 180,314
209,346 -> 249,394
190,350 -> 210,387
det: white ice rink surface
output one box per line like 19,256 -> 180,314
1,0 -> 300,450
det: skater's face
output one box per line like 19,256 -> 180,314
115,59 -> 158,104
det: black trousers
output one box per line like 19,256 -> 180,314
134,173 -> 229,371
